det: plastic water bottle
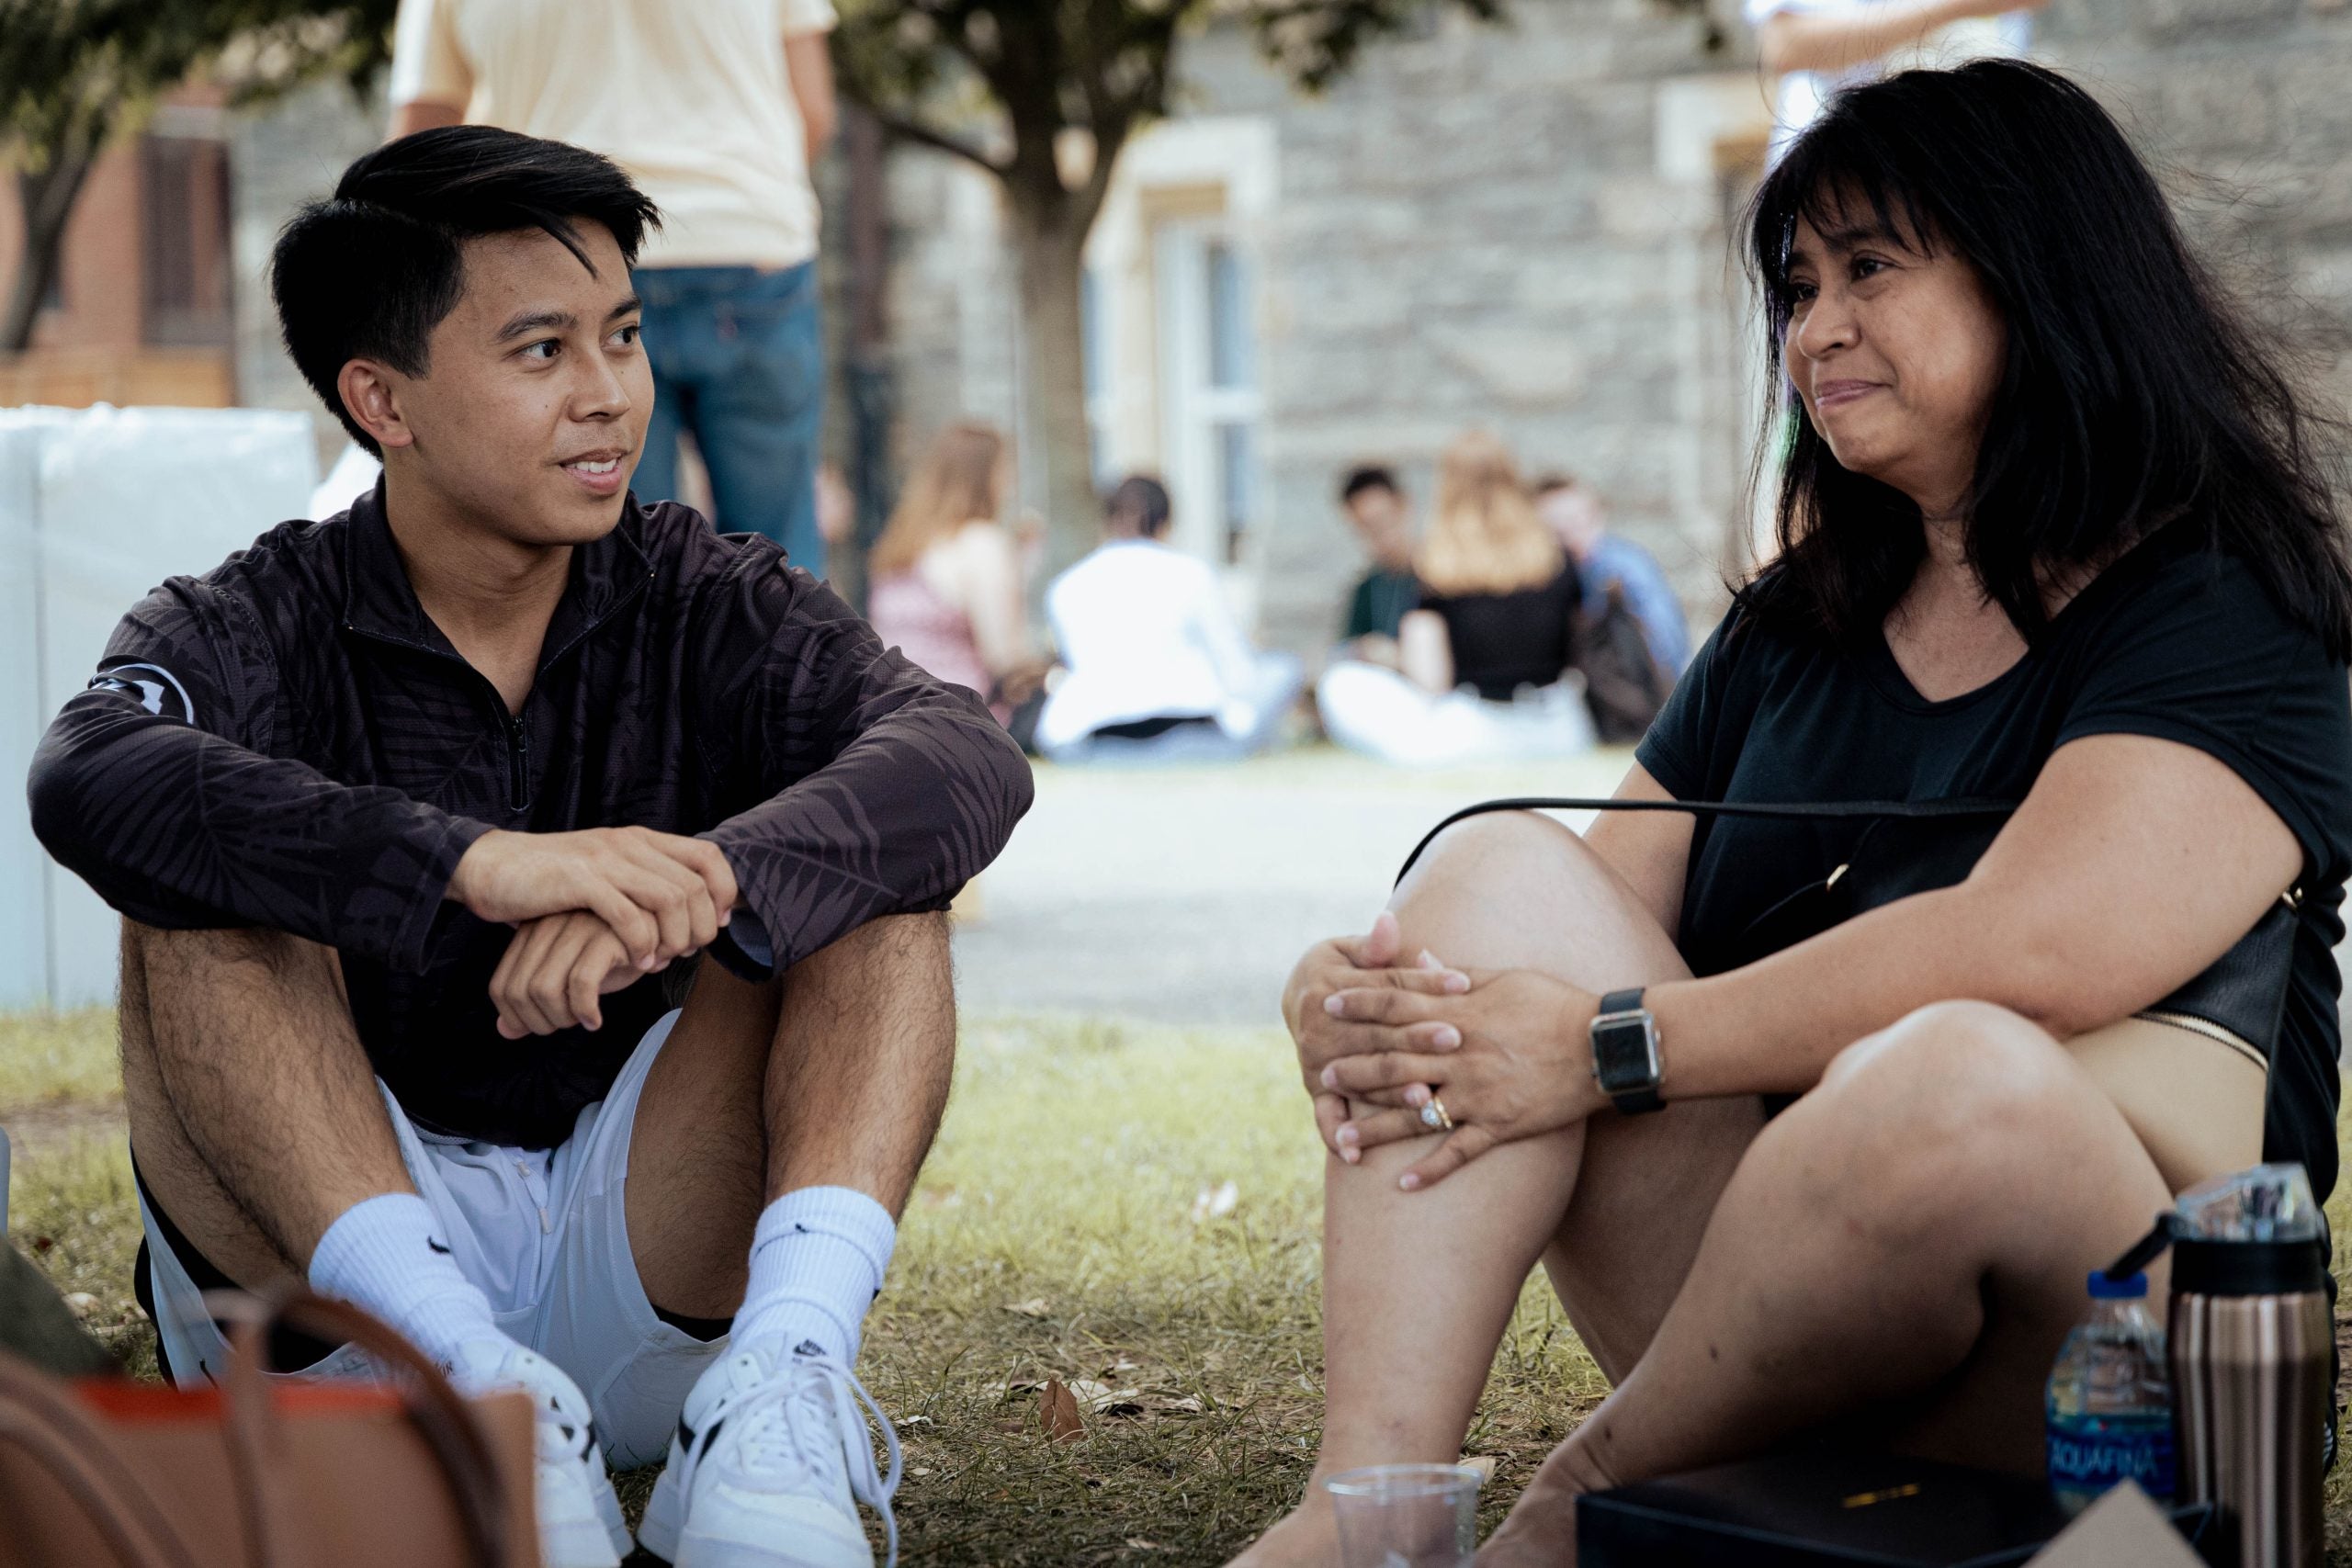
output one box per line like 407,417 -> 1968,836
2045,1269 -> 2175,1513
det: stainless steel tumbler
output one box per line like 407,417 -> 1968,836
2165,1166 -> 2332,1568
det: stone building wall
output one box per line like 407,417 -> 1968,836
2043,0 -> 2352,415
876,0 -> 2352,656
876,4 -> 1781,654
1183,6 -> 1758,649
201,0 -> 2352,646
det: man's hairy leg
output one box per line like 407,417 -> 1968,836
626,912 -> 956,1324
120,919 -> 412,1280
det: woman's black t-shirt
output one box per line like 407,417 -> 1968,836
1634,530 -> 2352,1201
1419,568 -> 1581,701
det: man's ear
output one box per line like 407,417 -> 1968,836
337,360 -> 416,452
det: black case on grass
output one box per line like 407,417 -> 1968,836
1577,1450 -> 2219,1567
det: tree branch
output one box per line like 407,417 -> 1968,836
865,102 -> 1010,178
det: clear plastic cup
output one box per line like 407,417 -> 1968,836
1323,1463 -> 1482,1568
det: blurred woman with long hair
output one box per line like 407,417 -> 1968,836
867,419 -> 1033,723
1317,431 -> 1594,764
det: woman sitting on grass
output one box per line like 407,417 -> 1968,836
866,418 -> 1038,725
1244,60 -> 2352,1565
1317,432 -> 1598,767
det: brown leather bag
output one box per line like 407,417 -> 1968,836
0,1287 -> 535,1568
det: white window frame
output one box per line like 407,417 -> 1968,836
1152,220 -> 1263,567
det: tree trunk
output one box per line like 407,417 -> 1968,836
3,141 -> 100,355
839,102 -> 897,615
1008,200 -> 1101,579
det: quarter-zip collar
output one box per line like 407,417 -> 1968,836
337,478 -> 653,671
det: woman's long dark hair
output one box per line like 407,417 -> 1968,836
1745,59 -> 2352,659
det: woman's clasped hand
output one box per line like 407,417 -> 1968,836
1287,910 -> 1611,1189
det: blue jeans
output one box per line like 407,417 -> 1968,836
633,263 -> 824,570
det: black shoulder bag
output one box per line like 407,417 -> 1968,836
1397,795 -> 2300,1061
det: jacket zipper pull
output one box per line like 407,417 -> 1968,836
507,714 -> 531,811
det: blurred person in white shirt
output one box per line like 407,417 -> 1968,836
1750,0 -> 2043,157
389,0 -> 839,570
1038,475 -> 1304,764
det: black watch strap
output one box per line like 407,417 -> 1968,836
1592,987 -> 1665,1115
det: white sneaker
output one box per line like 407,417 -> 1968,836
446,1338 -> 632,1568
638,1339 -> 901,1568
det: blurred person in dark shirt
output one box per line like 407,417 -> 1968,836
1336,465 -> 1420,668
1317,434 -> 1595,765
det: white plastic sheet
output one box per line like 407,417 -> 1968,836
1,405 -> 318,1008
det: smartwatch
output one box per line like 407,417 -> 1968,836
1589,987 -> 1666,1114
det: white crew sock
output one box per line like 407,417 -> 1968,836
730,1187 -> 897,1365
308,1192 -> 504,1370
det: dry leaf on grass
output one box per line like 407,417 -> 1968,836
1040,1377 -> 1087,1443
1153,1394 -> 1205,1415
1462,1455 -> 1499,1483
1125,1540 -> 1164,1552
1001,1296 -> 1051,1318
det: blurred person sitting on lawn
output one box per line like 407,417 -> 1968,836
390,0 -> 841,571
1243,62 -> 2352,1565
1336,464 -> 1421,670
865,420 -> 1046,727
1317,433 -> 1595,768
1532,472 -> 1691,674
1036,475 -> 1305,764
28,128 -> 1032,1568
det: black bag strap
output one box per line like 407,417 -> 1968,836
1398,795 -> 2018,881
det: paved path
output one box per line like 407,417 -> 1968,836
949,746 -> 1633,1027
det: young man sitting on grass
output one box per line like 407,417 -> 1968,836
28,127 -> 1033,1568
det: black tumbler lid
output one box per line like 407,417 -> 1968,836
2170,1235 -> 2328,1296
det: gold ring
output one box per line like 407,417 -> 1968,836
1419,1097 -> 1453,1132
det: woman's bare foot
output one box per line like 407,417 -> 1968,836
1225,1492 -> 1340,1568
1472,1438 -> 1598,1566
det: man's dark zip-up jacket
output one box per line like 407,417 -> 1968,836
28,486 -> 1034,1146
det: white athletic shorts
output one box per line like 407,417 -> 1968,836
136,1009 -> 727,1468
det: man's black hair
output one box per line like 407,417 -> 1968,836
271,126 -> 662,456
1746,59 -> 2352,658
1340,465 -> 1399,505
1106,474 -> 1173,537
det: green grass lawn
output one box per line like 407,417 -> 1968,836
5,1005 -> 2347,1564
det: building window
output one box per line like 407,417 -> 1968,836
1080,268 -> 1118,491
140,134 -> 232,347
1155,222 -> 1263,566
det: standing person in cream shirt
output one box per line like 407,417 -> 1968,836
1748,0 -> 2045,157
390,0 -> 839,570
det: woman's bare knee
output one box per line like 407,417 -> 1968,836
1393,812 -> 1678,980
1794,1002 -> 2109,1239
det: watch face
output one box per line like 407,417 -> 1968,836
1594,1014 -> 1661,1092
